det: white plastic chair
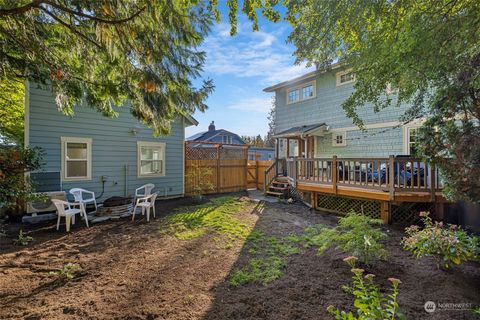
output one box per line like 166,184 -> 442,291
131,193 -> 157,222
51,199 -> 89,232
135,184 -> 155,201
69,188 -> 97,213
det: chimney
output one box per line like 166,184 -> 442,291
208,121 -> 215,132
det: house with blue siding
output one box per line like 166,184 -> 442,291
264,64 -> 422,159
187,121 -> 245,145
248,147 -> 274,161
25,82 -> 197,202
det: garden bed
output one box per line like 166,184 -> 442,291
0,193 -> 479,319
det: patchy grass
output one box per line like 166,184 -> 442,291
230,231 -> 299,286
163,196 -> 251,241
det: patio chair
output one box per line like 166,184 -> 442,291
134,183 -> 155,201
70,188 -> 97,213
131,193 -> 157,222
51,199 -> 89,232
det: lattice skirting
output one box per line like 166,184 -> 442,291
316,193 -> 381,219
391,202 -> 435,225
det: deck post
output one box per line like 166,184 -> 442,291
332,155 -> 338,194
380,201 -> 391,224
388,155 -> 395,200
430,165 -> 436,202
310,192 -> 316,209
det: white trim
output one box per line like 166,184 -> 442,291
137,141 -> 166,178
336,69 -> 356,86
403,120 -> 424,154
332,121 -> 401,132
286,80 -> 316,105
60,137 -> 92,181
331,131 -> 347,147
24,80 -> 30,147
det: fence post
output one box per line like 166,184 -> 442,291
332,155 -> 338,194
244,147 -> 248,191
255,160 -> 259,190
216,144 -> 220,193
388,155 -> 395,200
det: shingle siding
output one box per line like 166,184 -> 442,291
274,69 -> 409,157
28,84 -> 186,202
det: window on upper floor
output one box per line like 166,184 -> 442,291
332,132 -> 347,147
137,141 -> 166,177
336,69 -> 356,86
222,135 -> 233,144
286,80 -> 316,104
61,137 -> 92,181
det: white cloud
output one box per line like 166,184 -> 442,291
226,96 -> 272,113
203,22 -> 312,85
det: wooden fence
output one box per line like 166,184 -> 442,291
247,160 -> 273,190
185,141 -> 249,195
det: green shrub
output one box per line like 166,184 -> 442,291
327,256 -> 404,320
48,263 -> 81,281
402,212 -> 480,269
13,230 -> 33,246
300,212 -> 387,265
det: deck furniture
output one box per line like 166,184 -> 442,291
132,193 -> 157,222
135,183 -> 155,202
70,188 -> 97,213
51,199 -> 89,232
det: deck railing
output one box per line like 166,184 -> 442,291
286,156 -> 442,199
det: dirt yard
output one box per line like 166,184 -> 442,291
0,193 -> 479,320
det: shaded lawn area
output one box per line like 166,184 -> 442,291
0,193 -> 479,320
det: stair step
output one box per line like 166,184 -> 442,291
269,186 -> 287,191
266,191 -> 283,196
272,181 -> 288,185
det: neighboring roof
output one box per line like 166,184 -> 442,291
184,114 -> 199,127
187,129 -> 244,143
273,123 -> 328,138
263,61 -> 344,92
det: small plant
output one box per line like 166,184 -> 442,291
186,164 -> 214,201
402,212 -> 480,269
13,230 -> 33,246
327,257 -> 404,320
230,231 -> 299,286
299,212 -> 387,265
48,263 -> 81,281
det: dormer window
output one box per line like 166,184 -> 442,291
286,80 -> 316,104
222,135 -> 233,144
336,69 -> 356,86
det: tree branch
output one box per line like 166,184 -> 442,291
0,0 -> 41,16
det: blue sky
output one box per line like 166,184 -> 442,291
186,6 -> 313,138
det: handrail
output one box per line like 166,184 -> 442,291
286,156 -> 442,196
264,160 -> 278,193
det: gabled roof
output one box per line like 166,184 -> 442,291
187,129 -> 244,143
273,123 -> 328,138
184,114 -> 199,127
263,61 -> 344,92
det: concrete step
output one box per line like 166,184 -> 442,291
266,191 -> 283,197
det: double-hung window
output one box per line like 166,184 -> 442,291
287,89 -> 300,104
302,85 -> 314,99
137,141 -> 166,177
287,80 -> 316,104
336,69 -> 356,86
61,137 -> 92,181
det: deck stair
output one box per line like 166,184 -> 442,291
265,176 -> 290,198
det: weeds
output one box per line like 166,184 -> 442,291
48,263 -> 81,282
230,231 -> 299,286
13,230 -> 33,246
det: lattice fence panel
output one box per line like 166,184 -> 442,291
220,147 -> 247,160
391,202 -> 435,225
316,194 -> 381,219
185,146 -> 217,160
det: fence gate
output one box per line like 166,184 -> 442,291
247,160 -> 273,190
185,141 -> 249,195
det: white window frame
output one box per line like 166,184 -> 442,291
61,137 -> 92,181
286,80 -> 316,104
222,135 -> 233,144
137,141 -> 166,178
332,131 -> 347,147
336,69 -> 356,86
403,125 -> 422,155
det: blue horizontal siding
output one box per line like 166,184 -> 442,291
28,83 -> 186,202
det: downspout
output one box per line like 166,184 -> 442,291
124,164 -> 128,197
